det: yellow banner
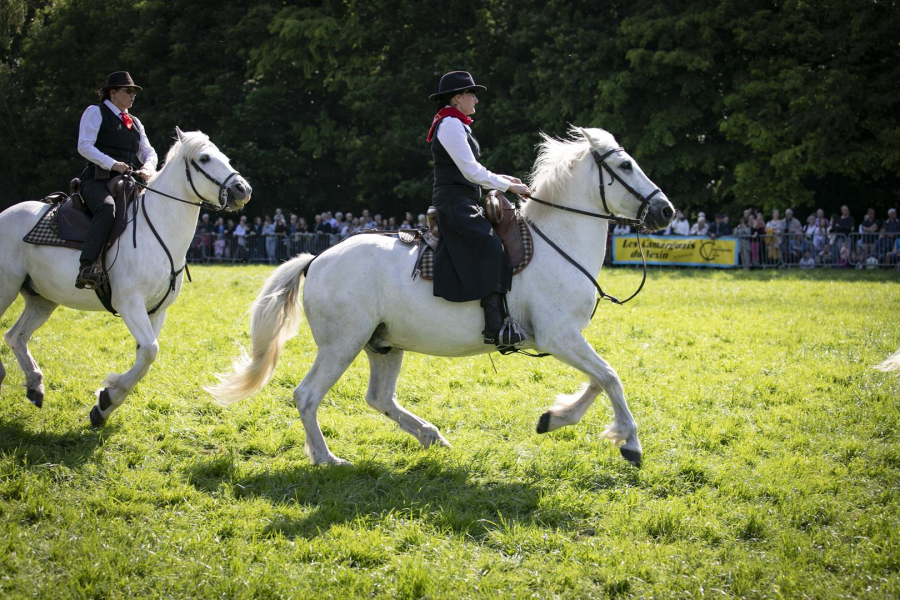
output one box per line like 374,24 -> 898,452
612,235 -> 738,268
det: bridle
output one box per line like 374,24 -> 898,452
121,155 -> 243,314
132,157 -> 242,213
522,146 -> 663,309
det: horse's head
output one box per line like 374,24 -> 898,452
163,127 -> 252,212
573,127 -> 674,231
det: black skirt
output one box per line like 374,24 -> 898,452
432,184 -> 511,302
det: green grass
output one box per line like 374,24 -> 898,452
1,266 -> 899,598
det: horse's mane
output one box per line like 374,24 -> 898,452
147,131 -> 210,186
528,127 -> 618,199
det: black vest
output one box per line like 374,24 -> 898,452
89,102 -> 143,169
432,118 -> 480,191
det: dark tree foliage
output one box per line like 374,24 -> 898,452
1,0 -> 898,219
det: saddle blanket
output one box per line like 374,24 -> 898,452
23,204 -> 83,250
414,215 -> 534,280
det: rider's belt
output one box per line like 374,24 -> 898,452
94,166 -> 111,181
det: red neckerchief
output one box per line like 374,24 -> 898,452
120,112 -> 133,130
426,107 -> 473,142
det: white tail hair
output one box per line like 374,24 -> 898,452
875,347 -> 900,374
206,254 -> 315,405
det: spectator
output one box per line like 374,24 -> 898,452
709,213 -> 731,238
274,214 -> 287,260
764,209 -> 782,263
234,215 -> 248,260
690,215 -> 709,235
885,235 -> 900,265
878,208 -> 899,259
362,210 -> 376,229
817,243 -> 833,266
781,208 -> 803,263
387,216 -> 398,231
212,217 -> 226,258
417,213 -> 428,229
810,211 -> 829,253
373,214 -> 384,229
733,217 -> 752,267
666,210 -> 690,235
799,250 -> 815,268
832,205 -> 854,251
613,222 -> 632,236
314,214 -> 333,235
262,217 -> 277,262
859,207 -> 879,258
751,215 -> 766,266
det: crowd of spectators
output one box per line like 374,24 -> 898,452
609,205 -> 900,268
192,208 -> 429,262
194,204 -> 899,269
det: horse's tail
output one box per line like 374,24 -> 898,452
875,347 -> 900,374
206,253 -> 315,406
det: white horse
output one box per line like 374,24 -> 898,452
876,350 -> 900,373
208,127 -> 674,467
0,129 -> 251,425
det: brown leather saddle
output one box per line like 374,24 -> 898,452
424,190 -> 526,265
57,175 -> 135,248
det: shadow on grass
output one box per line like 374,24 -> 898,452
186,454 -> 549,539
0,418 -> 109,468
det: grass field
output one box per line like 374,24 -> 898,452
1,266 -> 899,598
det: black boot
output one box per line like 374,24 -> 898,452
75,260 -> 105,290
481,292 -> 526,347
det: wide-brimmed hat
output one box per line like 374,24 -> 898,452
429,71 -> 486,101
101,71 -> 142,91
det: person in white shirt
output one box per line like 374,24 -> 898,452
690,216 -> 709,235
426,71 -> 530,347
666,210 -> 691,235
75,71 -> 157,289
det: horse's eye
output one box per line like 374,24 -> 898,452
199,154 -> 210,164
620,161 -> 633,171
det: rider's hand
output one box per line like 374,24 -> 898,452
508,182 -> 531,196
137,166 -> 156,180
111,162 -> 129,174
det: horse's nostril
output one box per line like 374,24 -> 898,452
662,206 -> 674,220
235,183 -> 246,193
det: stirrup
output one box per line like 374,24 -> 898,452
75,263 -> 106,290
498,319 -> 527,347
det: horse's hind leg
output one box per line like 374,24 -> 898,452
536,333 -> 642,467
4,294 -> 58,408
293,341 -> 367,466
364,348 -> 450,448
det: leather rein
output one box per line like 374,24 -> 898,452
124,158 -> 241,314
522,146 -> 662,314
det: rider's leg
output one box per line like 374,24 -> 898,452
76,177 -> 116,289
481,291 -> 525,347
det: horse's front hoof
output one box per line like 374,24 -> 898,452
26,388 -> 43,409
89,405 -> 106,427
620,447 -> 642,468
536,411 -> 551,434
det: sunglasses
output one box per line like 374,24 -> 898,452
117,88 -> 138,96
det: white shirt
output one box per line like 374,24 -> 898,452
667,218 -> 691,236
77,99 -> 158,171
435,116 -> 510,192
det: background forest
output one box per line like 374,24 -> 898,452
1,0 -> 898,219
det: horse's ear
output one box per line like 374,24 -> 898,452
576,126 -> 593,147
175,126 -> 185,142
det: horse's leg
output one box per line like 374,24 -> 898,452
3,295 -> 58,408
364,348 -> 451,448
0,283 -> 22,396
89,304 -> 162,426
293,340 -> 367,466
536,333 -> 642,467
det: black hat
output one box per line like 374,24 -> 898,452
102,71 -> 142,91
429,71 -> 486,101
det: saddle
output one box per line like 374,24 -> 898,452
413,191 -> 533,280
57,176 -> 135,247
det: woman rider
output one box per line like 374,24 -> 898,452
75,71 -> 157,289
426,71 -> 530,347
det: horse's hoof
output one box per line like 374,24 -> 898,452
26,388 -> 43,409
620,447 -> 642,468
89,405 -> 106,427
536,411 -> 551,434
98,388 -> 112,411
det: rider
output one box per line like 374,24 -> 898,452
426,71 -> 530,347
75,71 -> 158,289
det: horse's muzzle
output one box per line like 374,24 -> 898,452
226,177 -> 252,210
644,195 -> 675,232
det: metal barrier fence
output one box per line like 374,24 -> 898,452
722,232 -> 900,268
188,231 -> 900,269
